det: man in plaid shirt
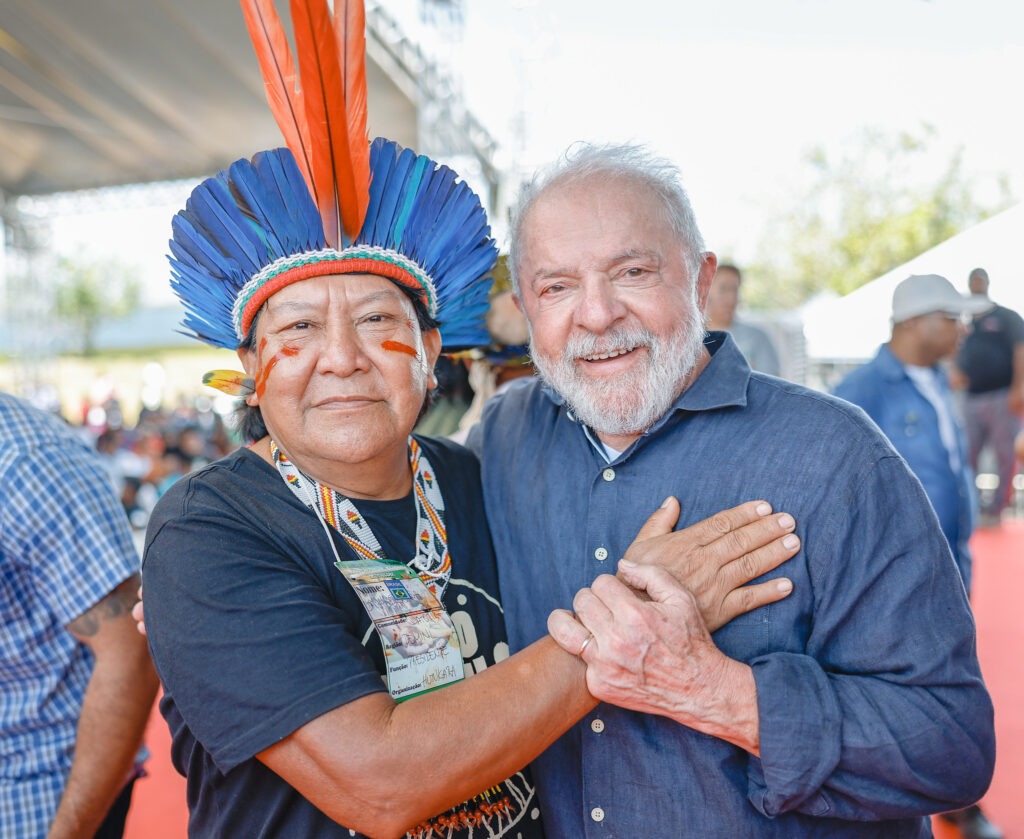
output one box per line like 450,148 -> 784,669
1,392 -> 158,838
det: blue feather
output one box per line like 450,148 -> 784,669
422,191 -> 487,275
362,138 -> 397,241
171,213 -> 237,277
391,155 -> 431,246
369,146 -> 417,247
229,158 -> 289,256
402,166 -> 456,262
168,130 -> 496,351
255,150 -> 325,254
188,179 -> 266,271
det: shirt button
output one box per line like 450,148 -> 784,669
602,468 -> 616,482
594,547 -> 609,561
591,719 -> 605,733
591,807 -> 605,822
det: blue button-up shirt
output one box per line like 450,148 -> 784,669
1,394 -> 140,839
470,334 -> 993,838
834,344 -> 976,592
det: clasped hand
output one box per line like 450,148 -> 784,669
547,497 -> 797,752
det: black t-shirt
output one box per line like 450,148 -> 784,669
143,435 -> 545,838
957,303 -> 1024,393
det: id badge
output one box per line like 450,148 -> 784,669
337,558 -> 465,701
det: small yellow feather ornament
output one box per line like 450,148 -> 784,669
202,369 -> 255,397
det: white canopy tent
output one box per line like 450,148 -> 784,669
803,203 -> 1024,363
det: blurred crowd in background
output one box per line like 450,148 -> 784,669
66,393 -> 236,532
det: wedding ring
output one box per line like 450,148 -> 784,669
577,633 -> 594,658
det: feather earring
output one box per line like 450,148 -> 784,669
203,369 -> 256,398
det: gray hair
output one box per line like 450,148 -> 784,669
508,143 -> 707,295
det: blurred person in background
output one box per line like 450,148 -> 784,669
952,268 -> 1024,526
1,392 -> 158,838
834,273 -> 1001,839
453,259 -> 536,443
705,262 -> 781,376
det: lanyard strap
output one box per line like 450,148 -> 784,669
271,438 -> 451,598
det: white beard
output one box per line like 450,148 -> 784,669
530,300 -> 706,437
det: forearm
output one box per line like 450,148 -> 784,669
261,636 -> 594,837
47,646 -> 158,838
390,637 -> 595,813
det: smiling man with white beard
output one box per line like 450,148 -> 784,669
526,312 -> 705,437
469,143 -> 994,837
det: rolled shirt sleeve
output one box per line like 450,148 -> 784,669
748,453 -> 994,819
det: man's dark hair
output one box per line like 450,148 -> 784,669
233,280 -> 440,443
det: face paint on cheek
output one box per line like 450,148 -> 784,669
394,317 -> 431,383
254,344 -> 300,398
381,340 -> 418,357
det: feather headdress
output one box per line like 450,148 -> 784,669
169,0 -> 496,352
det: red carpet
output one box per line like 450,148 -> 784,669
123,522 -> 1024,838
944,519 -> 1024,837
123,694 -> 187,839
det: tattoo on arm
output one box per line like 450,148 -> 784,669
67,575 -> 141,639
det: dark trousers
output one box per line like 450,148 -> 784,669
93,777 -> 137,839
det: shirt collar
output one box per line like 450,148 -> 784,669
540,330 -> 751,436
876,343 -> 935,383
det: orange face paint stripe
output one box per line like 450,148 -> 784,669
254,355 -> 279,398
381,340 -> 418,357
253,346 -> 300,398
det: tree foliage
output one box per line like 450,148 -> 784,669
54,255 -> 141,355
741,126 -> 1013,310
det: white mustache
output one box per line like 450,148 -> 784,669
562,327 -> 655,362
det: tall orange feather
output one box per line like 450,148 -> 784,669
337,0 -> 370,226
239,0 -> 315,195
289,0 -> 362,248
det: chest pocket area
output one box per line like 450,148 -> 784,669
712,603 -> 776,660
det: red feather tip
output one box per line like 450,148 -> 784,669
289,0 -> 365,247
239,0 -> 314,191
241,0 -> 371,247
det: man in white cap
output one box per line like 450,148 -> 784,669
835,274 -> 1001,839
